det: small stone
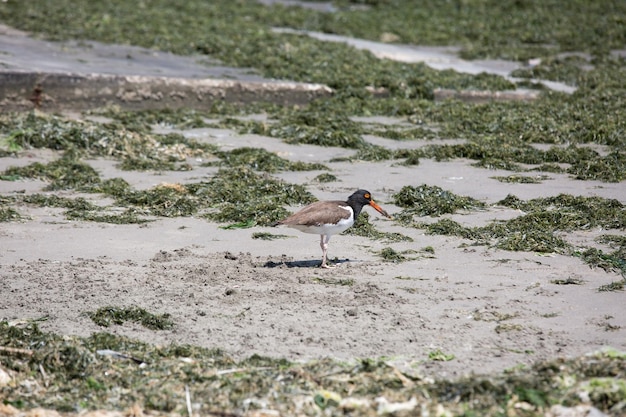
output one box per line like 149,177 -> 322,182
0,367 -> 11,387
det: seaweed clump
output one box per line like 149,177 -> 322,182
0,322 -> 624,416
0,195 -> 22,222
0,0 -> 625,186
251,232 -> 290,240
313,173 -> 338,183
4,167 -> 314,226
498,194 -> 626,231
207,147 -> 328,172
396,190 -> 625,278
577,234 -> 626,291
377,247 -> 419,263
87,306 -> 174,330
99,168 -> 314,226
345,212 -> 412,243
393,184 -> 485,217
191,167 -> 315,226
116,183 -> 199,218
3,154 -> 101,191
0,112 -> 216,172
0,206 -> 21,222
491,174 -> 550,184
412,193 -> 626,274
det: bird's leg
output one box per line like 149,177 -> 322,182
319,235 -> 334,268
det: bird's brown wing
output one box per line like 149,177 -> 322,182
278,200 -> 352,227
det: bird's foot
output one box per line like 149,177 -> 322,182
320,262 -> 336,269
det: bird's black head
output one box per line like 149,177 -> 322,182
348,189 -> 373,205
347,189 -> 391,219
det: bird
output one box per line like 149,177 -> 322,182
276,189 -> 391,268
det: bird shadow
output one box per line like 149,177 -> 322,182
263,258 -> 351,268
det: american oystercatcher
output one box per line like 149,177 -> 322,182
277,189 -> 391,268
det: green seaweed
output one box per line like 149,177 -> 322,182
312,173 -> 338,183
2,155 -> 101,191
311,276 -> 355,286
597,280 -> 625,292
0,0 -> 625,184
577,247 -> 626,277
410,193 -> 625,260
596,234 -> 626,248
116,184 -> 199,218
346,212 -> 412,243
2,164 -> 317,225
208,147 -> 328,172
424,218 -> 483,240
393,184 -> 485,217
551,277 -> 585,285
251,232 -> 290,240
0,206 -> 22,222
90,107 -> 210,132
3,0 -> 625,66
87,306 -> 174,330
86,177 -> 132,197
192,167 -> 315,226
377,247 -> 412,263
0,1 -> 625,414
66,208 -> 150,225
219,219 -> 257,230
483,215 -> 572,253
17,193 -> 149,224
491,174 -> 550,184
272,111 -> 367,148
21,194 -> 98,211
368,126 -> 438,141
0,112 -> 217,173
497,194 -> 626,231
0,321 -> 624,416
428,349 -> 455,362
511,55 -> 589,86
567,151 -> 626,182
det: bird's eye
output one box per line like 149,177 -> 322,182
364,193 -> 370,199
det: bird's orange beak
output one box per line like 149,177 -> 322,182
369,200 -> 392,219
